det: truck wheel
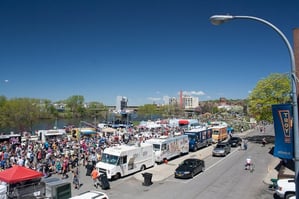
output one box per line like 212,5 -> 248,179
285,193 -> 295,199
140,165 -> 146,171
194,146 -> 198,151
114,173 -> 121,180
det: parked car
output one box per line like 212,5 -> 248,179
228,136 -> 242,147
212,142 -> 231,157
275,178 -> 295,199
70,190 -> 109,199
174,158 -> 205,179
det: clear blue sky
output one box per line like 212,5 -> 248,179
0,0 -> 298,106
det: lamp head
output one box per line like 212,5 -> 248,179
210,15 -> 234,25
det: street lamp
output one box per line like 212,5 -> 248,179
210,14 -> 299,197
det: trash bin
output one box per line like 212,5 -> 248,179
99,173 -> 110,190
142,172 -> 153,186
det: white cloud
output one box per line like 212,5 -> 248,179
147,97 -> 161,102
178,90 -> 206,96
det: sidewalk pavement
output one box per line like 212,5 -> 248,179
263,154 -> 295,186
263,155 -> 281,185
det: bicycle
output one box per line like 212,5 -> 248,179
245,163 -> 255,172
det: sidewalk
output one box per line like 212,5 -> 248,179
263,155 -> 281,185
259,149 -> 295,187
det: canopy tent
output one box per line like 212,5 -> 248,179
80,128 -> 97,135
101,127 -> 117,133
0,165 -> 43,184
179,119 -> 189,125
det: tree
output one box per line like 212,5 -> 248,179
248,73 -> 291,122
137,104 -> 161,120
85,102 -> 108,123
0,98 -> 41,132
65,95 -> 85,118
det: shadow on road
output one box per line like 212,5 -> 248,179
244,135 -> 275,144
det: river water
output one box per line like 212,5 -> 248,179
1,118 -> 94,134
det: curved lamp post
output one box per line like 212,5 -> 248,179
210,14 -> 299,196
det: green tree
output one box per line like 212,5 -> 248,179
138,104 -> 160,119
65,95 -> 85,118
0,96 -> 7,107
85,102 -> 108,123
0,98 -> 41,132
248,73 -> 291,122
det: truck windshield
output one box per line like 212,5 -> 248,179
101,153 -> 119,165
186,134 -> 196,140
152,144 -> 161,151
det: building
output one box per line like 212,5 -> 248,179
169,97 -> 178,106
116,96 -> 128,113
182,95 -> 199,109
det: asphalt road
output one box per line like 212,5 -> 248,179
52,125 -> 276,199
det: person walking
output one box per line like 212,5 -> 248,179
262,137 -> 267,147
85,161 -> 93,176
91,166 -> 100,188
244,139 -> 248,150
72,172 -> 80,189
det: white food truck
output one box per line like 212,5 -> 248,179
96,143 -> 155,180
37,129 -> 67,143
146,134 -> 189,164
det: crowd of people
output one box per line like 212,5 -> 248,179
0,125 -> 185,189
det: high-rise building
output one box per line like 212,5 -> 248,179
182,95 -> 199,109
168,94 -> 199,109
116,96 -> 128,112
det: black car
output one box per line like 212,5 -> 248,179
228,136 -> 242,147
174,158 -> 205,179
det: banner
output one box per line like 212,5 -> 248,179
272,104 -> 294,159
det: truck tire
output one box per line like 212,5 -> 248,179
113,173 -> 121,180
285,193 -> 295,199
140,165 -> 146,171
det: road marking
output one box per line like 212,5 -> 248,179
205,148 -> 238,172
165,148 -> 240,183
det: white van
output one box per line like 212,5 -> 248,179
70,190 -> 109,199
96,142 -> 155,180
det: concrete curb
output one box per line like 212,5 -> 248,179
263,156 -> 280,185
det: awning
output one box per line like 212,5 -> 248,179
0,165 -> 43,184
80,129 -> 97,135
101,127 -> 116,133
179,120 -> 189,125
